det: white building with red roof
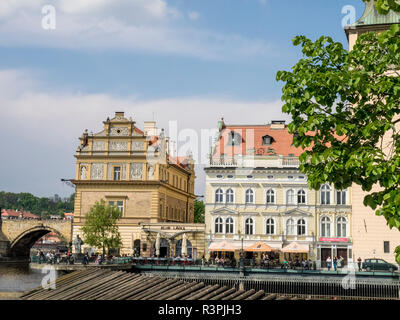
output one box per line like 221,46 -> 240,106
204,119 -> 352,268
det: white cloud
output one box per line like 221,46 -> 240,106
0,69 -> 288,197
188,11 -> 199,21
0,0 -> 275,60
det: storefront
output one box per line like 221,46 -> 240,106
317,238 -> 352,268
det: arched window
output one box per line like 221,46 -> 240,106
297,219 -> 306,235
336,216 -> 347,237
321,216 -> 331,237
266,189 -> 275,204
286,189 -> 295,205
226,189 -> 234,203
266,218 -> 275,235
321,184 -> 331,205
336,190 -> 347,205
297,189 -> 306,204
286,218 -> 295,235
245,189 -> 254,204
225,217 -> 234,234
215,217 -> 223,234
228,131 -> 242,146
215,188 -> 223,203
245,218 -> 254,235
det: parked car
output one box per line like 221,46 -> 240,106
362,258 -> 398,272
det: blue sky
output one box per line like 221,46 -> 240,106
0,0 -> 366,198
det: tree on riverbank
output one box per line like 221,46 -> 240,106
81,200 -> 122,256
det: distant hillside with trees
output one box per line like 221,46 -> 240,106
0,191 -> 74,219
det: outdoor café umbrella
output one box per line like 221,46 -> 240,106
281,242 -> 309,253
155,233 -> 160,257
244,241 -> 275,252
182,233 -> 188,257
208,240 -> 237,252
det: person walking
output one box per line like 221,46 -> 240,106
333,256 -> 338,271
357,257 -> 362,272
326,256 -> 332,271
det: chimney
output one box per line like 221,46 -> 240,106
144,121 -> 158,137
271,120 -> 286,130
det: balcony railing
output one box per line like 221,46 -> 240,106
209,156 -> 300,168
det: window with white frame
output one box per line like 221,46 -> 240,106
266,189 -> 275,204
297,219 -> 306,235
215,217 -> 223,234
226,189 -> 234,203
336,190 -> 347,205
215,188 -> 223,203
336,216 -> 347,237
286,189 -> 295,205
321,216 -> 331,237
245,218 -> 254,235
286,218 -> 296,235
297,189 -> 306,204
321,184 -> 331,205
245,189 -> 254,204
266,218 -> 275,235
225,217 -> 234,234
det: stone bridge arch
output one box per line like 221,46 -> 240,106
0,219 -> 72,258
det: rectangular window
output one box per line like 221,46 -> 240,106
384,241 -> 390,253
337,190 -> 347,205
113,166 -> 121,181
108,201 -> 123,217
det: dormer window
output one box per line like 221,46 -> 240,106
262,135 -> 274,146
227,131 -> 242,146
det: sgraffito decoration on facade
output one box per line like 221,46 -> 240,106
93,141 -> 106,151
148,165 -> 155,180
130,163 -> 143,180
132,141 -> 145,151
91,163 -> 104,180
80,164 -> 88,180
110,126 -> 129,136
109,141 -> 128,151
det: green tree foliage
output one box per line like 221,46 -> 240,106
81,200 -> 122,255
276,25 -> 400,264
367,0 -> 400,14
194,200 -> 205,223
0,191 -> 74,218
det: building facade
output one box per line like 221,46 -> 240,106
345,1 -> 400,264
204,119 -> 353,266
72,112 -> 204,258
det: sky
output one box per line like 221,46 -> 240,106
0,0 -> 366,199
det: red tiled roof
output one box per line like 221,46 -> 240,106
1,209 -> 40,219
168,155 -> 190,170
64,212 -> 74,217
213,124 -> 304,157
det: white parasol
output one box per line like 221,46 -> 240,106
155,233 -> 160,257
182,233 -> 188,257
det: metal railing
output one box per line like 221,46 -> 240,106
139,272 -> 400,300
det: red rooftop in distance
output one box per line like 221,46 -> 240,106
1,209 -> 40,220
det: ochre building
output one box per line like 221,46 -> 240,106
71,112 -> 204,258
345,1 -> 400,264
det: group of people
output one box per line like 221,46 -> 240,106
281,258 -> 313,270
325,256 -> 345,271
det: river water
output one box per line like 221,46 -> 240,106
0,263 -> 58,295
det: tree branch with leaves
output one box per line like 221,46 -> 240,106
277,24 -> 400,264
